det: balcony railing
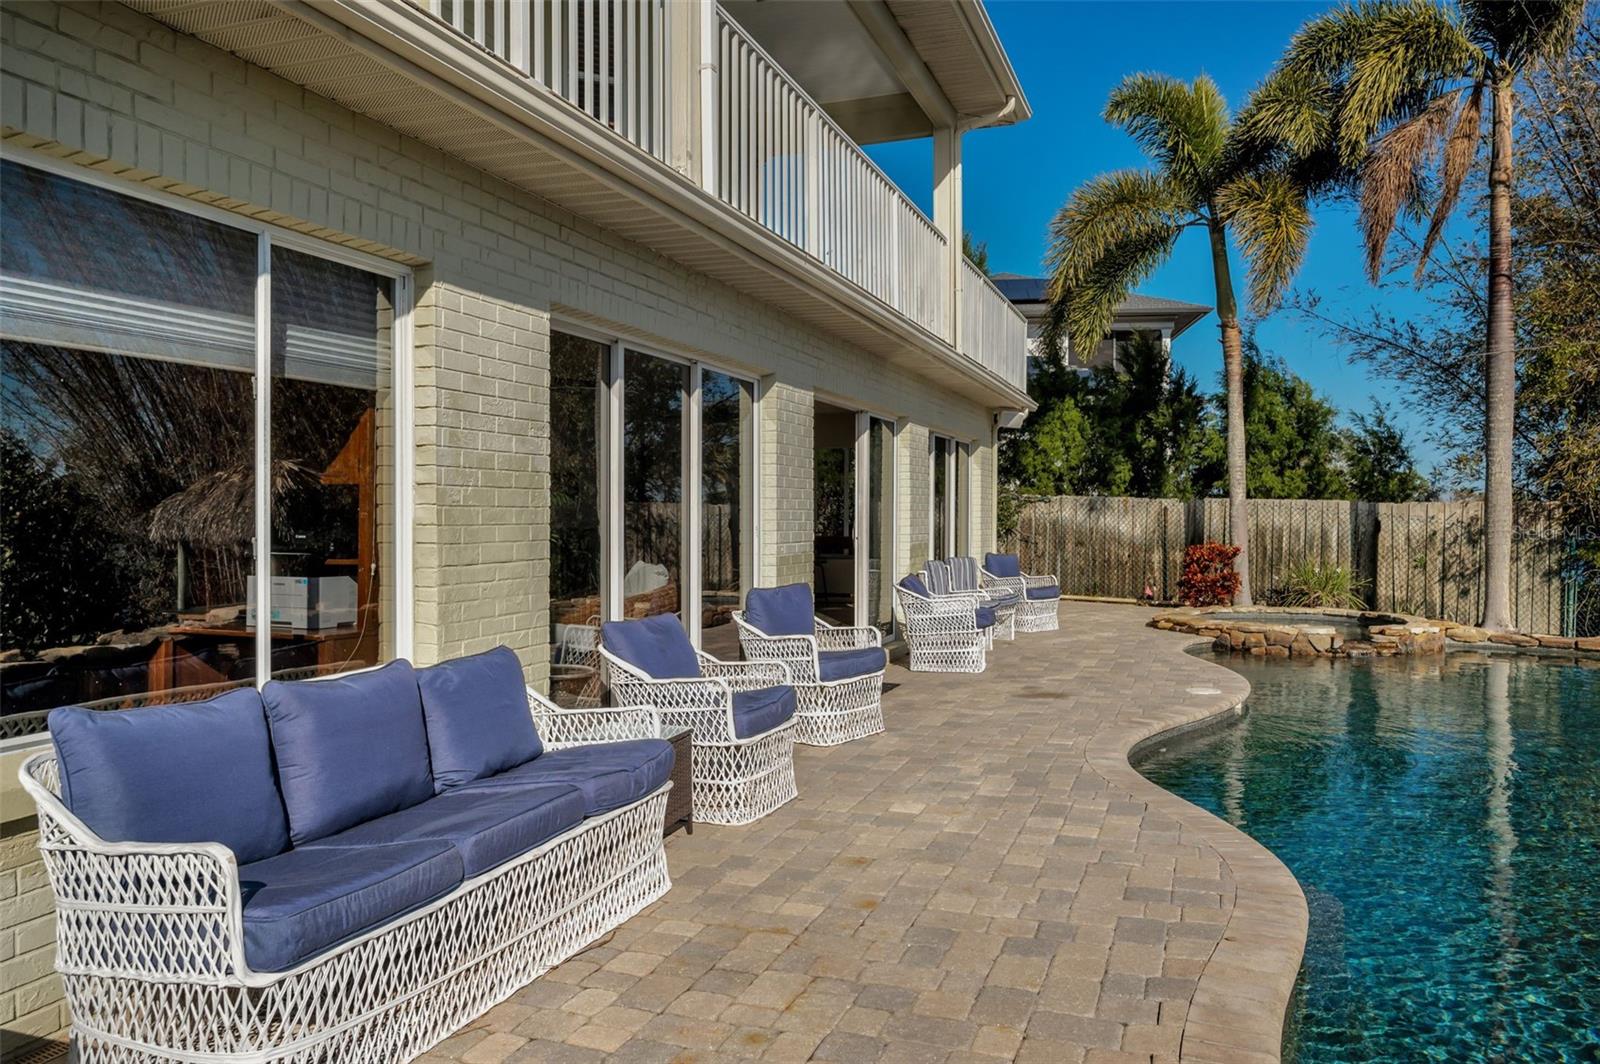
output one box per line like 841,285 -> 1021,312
416,1 -> 1021,389
713,8 -> 948,340
961,260 -> 1028,386
425,0 -> 673,160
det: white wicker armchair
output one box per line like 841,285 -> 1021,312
893,574 -> 992,673
732,584 -> 887,747
599,617 -> 798,826
925,559 -> 1016,643
981,552 -> 1062,633
16,691 -> 670,1064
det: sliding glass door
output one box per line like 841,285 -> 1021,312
621,350 -> 688,621
700,369 -> 754,636
547,332 -> 609,707
861,416 -> 896,634
0,160 -> 409,736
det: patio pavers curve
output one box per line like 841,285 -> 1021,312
423,604 -> 1306,1064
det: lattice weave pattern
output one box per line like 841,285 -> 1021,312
731,614 -> 886,747
982,567 -> 1062,633
600,648 -> 799,825
894,586 -> 989,673
19,753 -> 671,1063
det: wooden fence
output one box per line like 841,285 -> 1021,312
1007,495 -> 1581,635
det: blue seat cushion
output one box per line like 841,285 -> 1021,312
238,840 -> 462,972
744,583 -> 815,637
262,661 -> 435,846
975,606 -> 997,629
417,646 -> 542,793
818,647 -> 887,682
601,615 -> 701,679
302,783 -> 585,878
1026,584 -> 1062,600
461,739 -> 673,816
985,553 -> 1022,578
731,686 -> 796,738
48,688 -> 289,865
898,573 -> 930,597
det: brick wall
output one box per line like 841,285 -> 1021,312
0,827 -> 64,1052
760,380 -> 816,587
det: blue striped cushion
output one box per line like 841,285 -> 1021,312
923,560 -> 953,595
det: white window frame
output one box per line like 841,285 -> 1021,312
550,319 -> 761,651
852,412 -> 898,632
0,149 -> 416,729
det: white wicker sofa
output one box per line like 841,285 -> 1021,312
894,572 -> 1001,673
732,583 -> 887,746
982,552 -> 1062,632
600,614 -> 799,825
19,647 -> 672,1063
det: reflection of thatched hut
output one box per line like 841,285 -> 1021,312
147,460 -> 317,549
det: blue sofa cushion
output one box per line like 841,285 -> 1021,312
975,605 -> 998,629
601,615 -> 701,679
461,739 -> 673,816
303,783 -> 585,878
263,660 -> 435,846
744,583 -> 815,637
985,553 -> 1022,578
818,647 -> 887,682
417,646 -> 542,793
898,573 -> 931,597
1026,583 -> 1062,600
731,686 -> 796,738
48,688 -> 289,865
238,840 -> 462,972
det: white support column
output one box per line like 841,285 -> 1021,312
933,125 -> 962,346
685,365 -> 704,646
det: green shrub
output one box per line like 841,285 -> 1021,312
1280,560 -> 1368,610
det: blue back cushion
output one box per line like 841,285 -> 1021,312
417,646 -> 542,793
601,615 -> 701,679
48,687 -> 289,864
985,553 -> 1021,578
898,573 -> 930,597
744,583 -> 815,637
263,660 -> 434,845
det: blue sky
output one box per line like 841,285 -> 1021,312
865,0 -> 1454,471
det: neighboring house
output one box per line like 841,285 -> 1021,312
0,1 -> 1032,1047
992,274 -> 1211,374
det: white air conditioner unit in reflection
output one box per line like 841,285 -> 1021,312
246,576 -> 358,629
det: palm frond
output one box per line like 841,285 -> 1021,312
1042,169 -> 1191,295
1414,78 -> 1485,279
1056,227 -> 1182,360
1358,90 -> 1459,279
1216,172 -> 1313,314
1232,64 -> 1339,165
1461,0 -> 1584,69
1104,73 -> 1230,192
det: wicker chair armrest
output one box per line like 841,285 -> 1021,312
813,619 -> 883,650
899,597 -> 981,629
696,655 -> 792,691
980,571 -> 1026,593
1023,572 -> 1059,589
526,692 -> 663,746
18,754 -> 245,981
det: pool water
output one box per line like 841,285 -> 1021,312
1136,652 -> 1600,1063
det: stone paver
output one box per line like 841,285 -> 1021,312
425,604 -> 1307,1063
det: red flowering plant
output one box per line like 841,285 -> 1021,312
1178,542 -> 1242,606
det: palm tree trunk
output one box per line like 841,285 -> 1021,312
1208,214 -> 1251,605
1481,79 -> 1516,630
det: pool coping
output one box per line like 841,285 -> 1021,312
1086,628 -> 1310,1064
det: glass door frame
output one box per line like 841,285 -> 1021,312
553,319 -> 760,651
853,411 -> 898,633
929,432 -> 958,561
3,149 -> 417,710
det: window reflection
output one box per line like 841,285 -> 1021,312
867,418 -> 894,634
932,435 -> 950,560
622,351 -> 687,620
701,370 -> 751,632
549,332 -> 607,707
0,162 -> 257,736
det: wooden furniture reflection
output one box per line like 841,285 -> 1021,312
148,625 -> 368,694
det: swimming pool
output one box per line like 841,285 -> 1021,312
1136,651 -> 1600,1063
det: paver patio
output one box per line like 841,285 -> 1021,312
424,604 -> 1308,1064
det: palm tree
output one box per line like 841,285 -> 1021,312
1254,0 -> 1583,630
1041,74 -> 1319,605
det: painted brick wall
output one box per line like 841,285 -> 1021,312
0,828 -> 65,1052
759,380 -> 816,587
899,421 -> 932,573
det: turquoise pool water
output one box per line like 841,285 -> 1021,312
1136,651 -> 1600,1063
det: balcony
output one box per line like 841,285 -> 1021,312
126,0 -> 1030,404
